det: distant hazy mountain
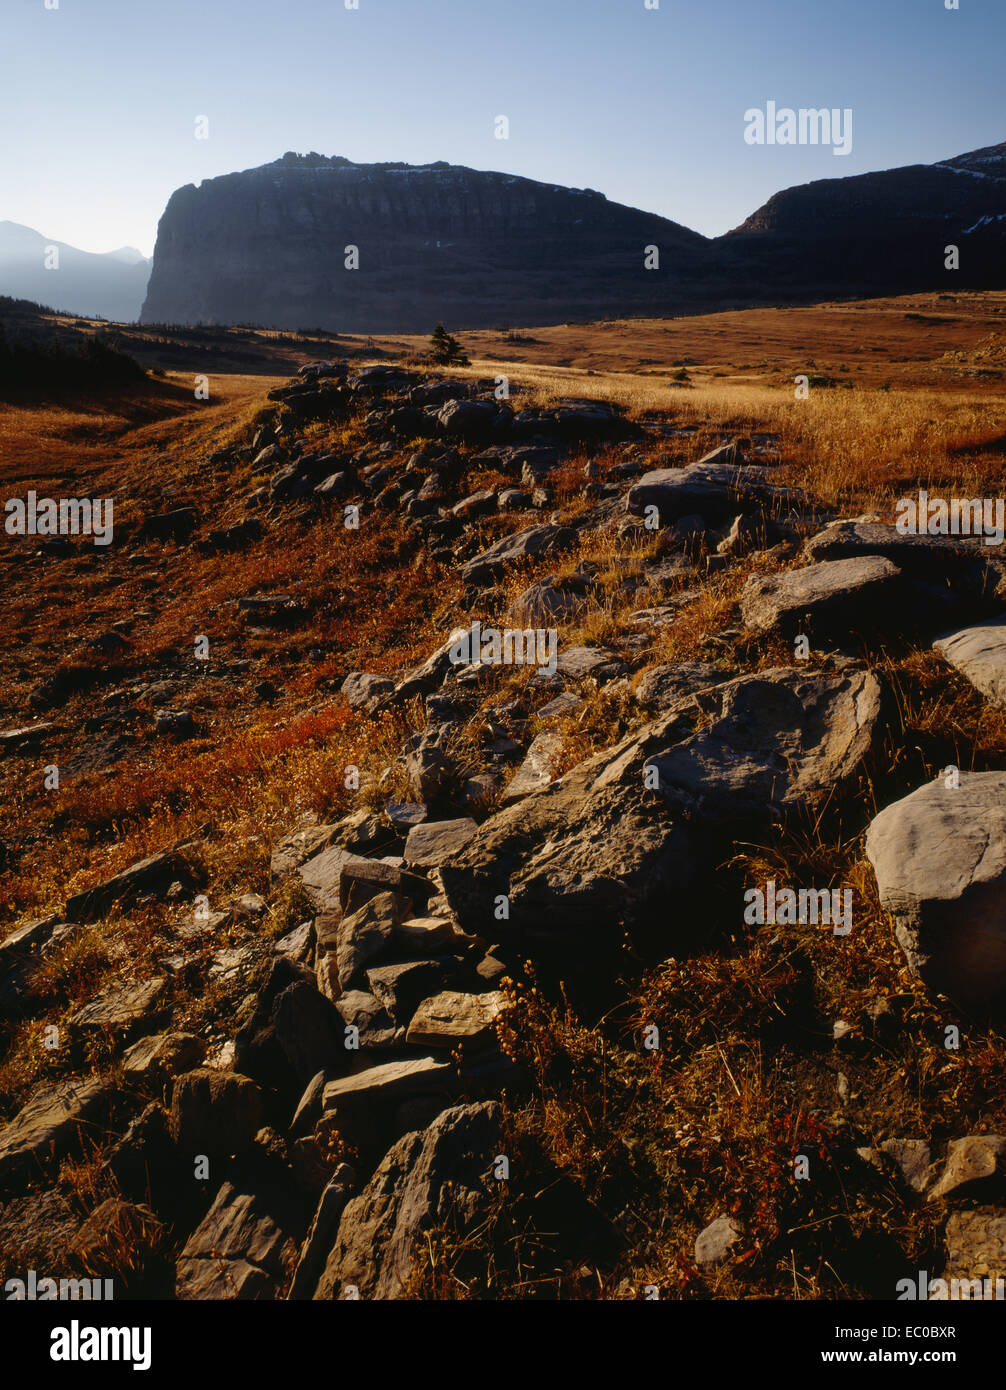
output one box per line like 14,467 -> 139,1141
0,222 -> 150,322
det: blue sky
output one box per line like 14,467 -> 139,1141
1,0 -> 1002,256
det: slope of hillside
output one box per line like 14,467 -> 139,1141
720,140 -> 1006,296
3,315 -> 1006,1299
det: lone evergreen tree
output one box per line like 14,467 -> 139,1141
429,322 -> 469,366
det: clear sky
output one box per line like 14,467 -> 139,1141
1,0 -> 1002,257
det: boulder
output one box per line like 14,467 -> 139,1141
314,1101 -> 502,1299
270,823 -> 344,878
341,672 -> 394,713
405,990 -> 505,1048
934,614 -> 1006,707
366,961 -> 449,1024
626,459 -> 783,526
554,646 -> 616,680
804,518 -> 992,577
175,1180 -> 300,1300
320,1055 -> 456,1152
404,818 -> 478,870
122,1032 -> 206,1082
404,745 -> 455,803
297,846 -> 367,912
168,1069 -> 263,1159
740,556 -> 903,637
436,399 -> 503,442
634,661 -> 727,712
271,981 -> 346,1084
288,1164 -> 355,1300
865,772 -> 1006,1002
441,667 -> 882,947
0,1078 -> 114,1188
333,990 -> 398,1050
928,1137 -> 1006,1203
505,582 -> 586,625
332,891 -> 406,990
635,666 -> 885,818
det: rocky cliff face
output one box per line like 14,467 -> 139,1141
140,153 -> 713,332
718,141 -> 1006,298
141,143 -> 1006,332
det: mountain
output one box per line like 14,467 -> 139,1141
139,141 -> 1006,333
0,222 -> 151,321
140,152 -> 716,331
717,140 -> 1006,299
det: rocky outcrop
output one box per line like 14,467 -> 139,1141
141,153 -> 711,332
140,140 -> 1006,334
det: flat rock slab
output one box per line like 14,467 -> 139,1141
64,850 -> 195,923
322,1055 -> 453,1120
554,646 -> 616,679
502,732 -> 563,804
175,1180 -> 299,1300
644,666 -> 884,817
537,692 -> 583,722
0,915 -> 63,962
405,990 -> 505,1048
0,1078 -> 112,1187
928,1137 -> 1006,1203
804,519 -> 991,574
626,460 -> 785,526
934,614 -> 1006,706
865,772 -> 1006,1003
741,556 -> 902,637
271,823 -> 344,879
404,818 -> 478,870
0,723 -> 60,753
70,978 -> 168,1034
459,524 -> 576,585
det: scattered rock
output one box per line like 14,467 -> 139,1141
929,1137 -> 1006,1203
405,990 -> 505,1048
866,772 -> 1006,1003
741,556 -> 903,638
694,1214 -> 743,1269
